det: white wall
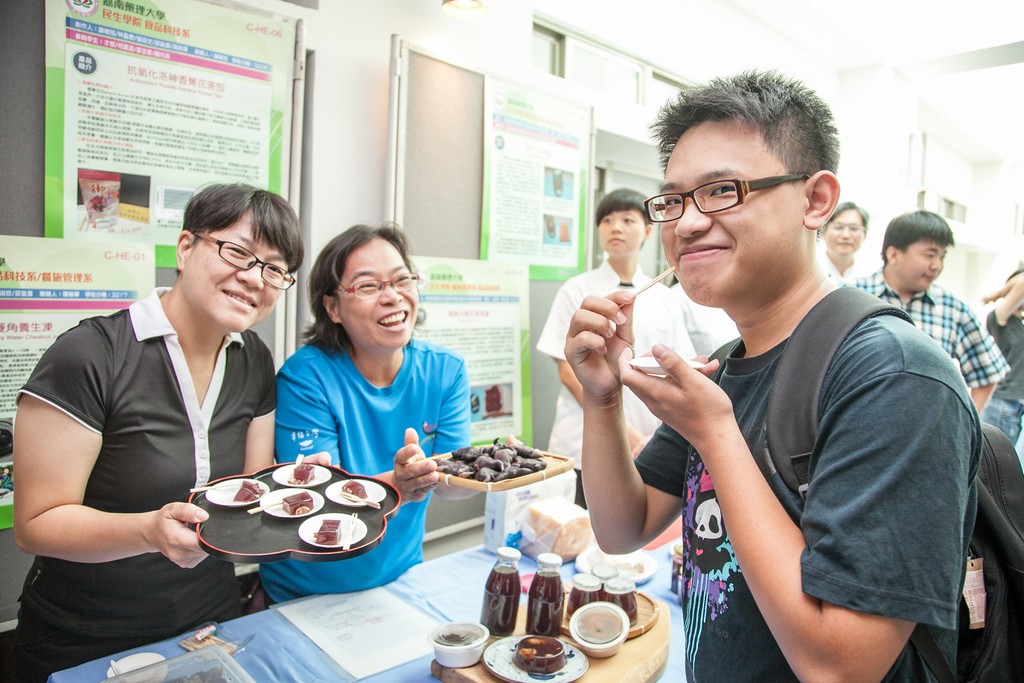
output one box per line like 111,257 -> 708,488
243,0 -> 1019,312
244,0 -> 844,253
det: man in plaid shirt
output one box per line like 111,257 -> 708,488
852,209 -> 1007,412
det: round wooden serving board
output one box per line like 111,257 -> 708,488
430,594 -> 669,683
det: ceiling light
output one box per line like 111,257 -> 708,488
441,0 -> 487,17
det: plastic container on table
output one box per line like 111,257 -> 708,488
100,644 -> 255,683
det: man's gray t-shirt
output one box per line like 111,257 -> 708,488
636,315 -> 979,682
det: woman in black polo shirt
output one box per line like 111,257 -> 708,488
12,183 -> 305,682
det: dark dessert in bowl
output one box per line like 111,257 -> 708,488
512,635 -> 566,674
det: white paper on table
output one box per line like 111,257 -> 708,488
276,588 -> 440,679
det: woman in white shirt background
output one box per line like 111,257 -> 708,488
536,188 -> 695,507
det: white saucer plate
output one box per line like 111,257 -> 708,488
629,355 -> 705,376
298,513 -> 367,549
272,463 -> 332,487
257,488 -> 325,518
482,636 -> 587,683
325,479 -> 388,507
575,547 -> 658,585
203,479 -> 267,507
106,651 -> 166,677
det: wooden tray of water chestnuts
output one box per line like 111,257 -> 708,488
430,439 -> 575,493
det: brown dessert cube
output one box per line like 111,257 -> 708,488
282,491 -> 314,515
289,463 -> 314,485
342,480 -> 367,498
315,519 -> 341,545
232,480 -> 264,503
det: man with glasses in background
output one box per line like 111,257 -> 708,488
563,71 -> 978,681
852,209 -> 1007,413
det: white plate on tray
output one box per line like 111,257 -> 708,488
203,479 -> 267,507
272,463 -> 332,487
482,636 -> 588,683
575,547 -> 658,585
255,488 -> 325,518
298,513 -> 367,549
325,479 -> 388,507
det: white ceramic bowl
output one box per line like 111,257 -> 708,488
430,622 -> 490,668
569,601 -> 630,658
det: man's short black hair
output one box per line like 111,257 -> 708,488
881,210 -> 955,264
651,70 -> 840,177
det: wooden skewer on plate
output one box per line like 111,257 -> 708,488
342,512 -> 359,551
248,501 -> 284,515
334,489 -> 380,509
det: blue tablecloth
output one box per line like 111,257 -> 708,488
49,540 -> 684,682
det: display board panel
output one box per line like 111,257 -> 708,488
44,0 -> 300,268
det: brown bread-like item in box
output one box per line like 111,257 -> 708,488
523,496 -> 592,561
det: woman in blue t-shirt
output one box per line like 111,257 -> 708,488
261,223 -> 474,602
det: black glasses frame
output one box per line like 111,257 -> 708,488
191,232 -> 296,290
644,174 -> 810,222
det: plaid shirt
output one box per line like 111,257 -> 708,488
851,270 -> 1007,388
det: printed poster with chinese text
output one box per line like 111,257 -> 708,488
0,235 -> 155,529
414,256 -> 531,445
44,0 -> 298,267
480,76 -> 592,281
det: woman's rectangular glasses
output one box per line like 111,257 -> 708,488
191,232 -> 296,290
336,273 -> 424,298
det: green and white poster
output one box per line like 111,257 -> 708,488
480,76 -> 592,281
44,0 -> 298,267
414,256 -> 532,446
0,235 -> 155,529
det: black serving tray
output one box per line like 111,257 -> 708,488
190,463 -> 400,563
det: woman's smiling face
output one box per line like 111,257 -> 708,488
325,238 -> 418,356
175,215 -> 287,335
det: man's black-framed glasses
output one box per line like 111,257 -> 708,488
191,232 -> 296,290
644,174 -> 810,222
336,272 -> 424,299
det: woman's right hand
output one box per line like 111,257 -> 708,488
144,502 -> 212,569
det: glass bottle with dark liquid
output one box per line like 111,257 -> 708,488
526,552 -> 564,636
481,547 -> 521,636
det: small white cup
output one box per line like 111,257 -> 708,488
430,622 -> 490,668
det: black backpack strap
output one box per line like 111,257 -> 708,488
977,422 -> 1024,542
766,287 -> 911,496
910,624 -> 956,683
